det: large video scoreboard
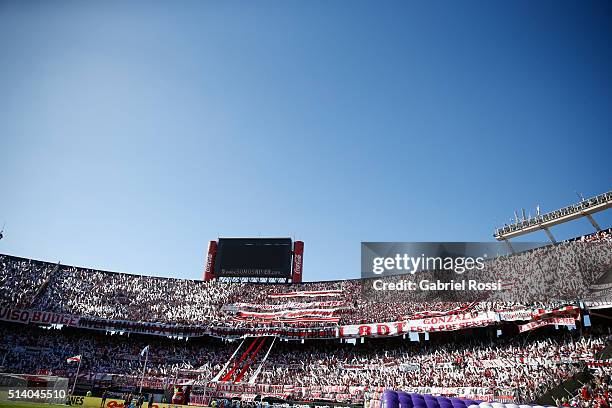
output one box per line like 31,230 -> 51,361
213,238 -> 293,278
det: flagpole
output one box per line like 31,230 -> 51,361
139,348 -> 149,394
72,357 -> 82,395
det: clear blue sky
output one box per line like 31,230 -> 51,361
1,0 -> 610,281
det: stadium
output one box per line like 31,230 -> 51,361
1,192 -> 611,408
2,2 -> 611,408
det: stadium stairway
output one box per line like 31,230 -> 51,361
220,337 -> 260,381
215,337 -> 275,383
233,337 -> 267,382
27,262 -> 61,308
596,342 -> 612,360
533,369 -> 593,406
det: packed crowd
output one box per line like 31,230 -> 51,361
0,321 -> 609,404
35,266 -> 234,324
483,239 -> 611,304
0,255 -> 57,308
564,367 -> 611,408
0,323 -> 231,379
0,231 -> 610,328
255,331 -> 609,403
578,228 -> 612,243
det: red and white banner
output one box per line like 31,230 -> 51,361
518,316 -> 577,333
196,382 -> 510,403
340,362 -> 399,371
498,305 -> 580,322
474,359 -> 513,368
497,309 -> 534,321
0,307 -> 80,326
229,300 -> 347,310
67,355 -> 82,363
531,305 -> 580,320
0,304 -> 586,340
338,312 -> 497,338
199,382 -> 499,403
268,290 -> 343,298
587,361 -> 612,367
403,302 -> 477,320
230,316 -> 340,324
585,301 -> 612,310
237,308 -> 341,319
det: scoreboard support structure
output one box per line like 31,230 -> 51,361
203,238 -> 304,283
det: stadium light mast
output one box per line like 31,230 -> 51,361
493,191 -> 612,248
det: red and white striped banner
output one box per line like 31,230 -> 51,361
587,361 -> 612,367
403,302 -> 477,320
230,316 -> 341,324
230,300 -> 347,310
586,301 -> 612,310
237,308 -> 340,319
268,290 -> 343,298
531,305 -> 580,320
498,305 -> 580,322
67,355 -> 81,363
518,316 -> 577,333
339,312 -> 497,338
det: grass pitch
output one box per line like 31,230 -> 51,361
0,401 -> 68,408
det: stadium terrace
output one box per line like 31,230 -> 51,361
0,229 -> 611,407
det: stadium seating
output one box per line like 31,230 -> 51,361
0,229 -> 610,405
0,230 -> 610,328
